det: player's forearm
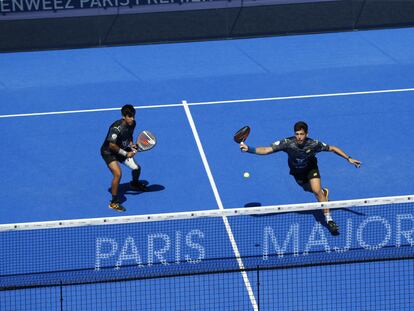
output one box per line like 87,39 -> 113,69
240,142 -> 273,155
110,143 -> 128,157
330,145 -> 362,168
252,146 -> 274,155
330,146 -> 351,160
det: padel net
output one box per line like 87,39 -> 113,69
1,195 -> 413,310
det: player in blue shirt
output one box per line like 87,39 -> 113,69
240,121 -> 361,234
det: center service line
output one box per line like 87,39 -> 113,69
182,100 -> 259,311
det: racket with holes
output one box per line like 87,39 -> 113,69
133,130 -> 157,153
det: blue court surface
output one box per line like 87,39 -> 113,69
1,27 -> 414,223
1,27 -> 414,310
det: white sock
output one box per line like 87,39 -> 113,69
325,213 -> 333,222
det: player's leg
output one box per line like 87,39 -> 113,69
124,158 -> 148,191
108,161 -> 122,198
292,171 -> 326,200
101,151 -> 126,211
292,168 -> 338,233
308,177 -> 326,202
309,175 -> 338,234
107,161 -> 125,211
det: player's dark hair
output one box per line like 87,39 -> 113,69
121,105 -> 136,117
294,121 -> 308,133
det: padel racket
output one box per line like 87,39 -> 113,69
233,126 -> 250,143
133,130 -> 157,152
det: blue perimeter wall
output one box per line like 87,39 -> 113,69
1,0 -> 414,51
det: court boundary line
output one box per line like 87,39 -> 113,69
182,100 -> 259,311
1,87 -> 414,119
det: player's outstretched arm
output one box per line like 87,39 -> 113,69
329,145 -> 361,168
240,142 -> 273,155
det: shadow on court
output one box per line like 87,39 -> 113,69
108,180 -> 165,204
294,210 -> 338,235
243,202 -> 361,236
244,202 -> 262,207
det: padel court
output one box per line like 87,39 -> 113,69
1,27 -> 414,310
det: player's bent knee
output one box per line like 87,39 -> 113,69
125,158 -> 139,170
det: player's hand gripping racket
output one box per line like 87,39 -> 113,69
133,130 -> 157,153
233,126 -> 250,144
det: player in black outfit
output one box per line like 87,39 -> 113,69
240,121 -> 361,234
101,105 -> 147,212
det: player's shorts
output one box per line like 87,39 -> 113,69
101,151 -> 126,165
101,148 -> 139,171
290,165 -> 321,192
100,145 -> 130,165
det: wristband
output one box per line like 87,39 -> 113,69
118,148 -> 128,157
247,146 -> 256,154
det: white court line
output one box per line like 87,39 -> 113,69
0,103 -> 183,119
182,100 -> 259,311
1,87 -> 414,119
188,87 -> 414,106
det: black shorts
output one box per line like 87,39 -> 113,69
290,165 -> 321,192
101,150 -> 126,166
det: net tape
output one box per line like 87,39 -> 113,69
1,195 -> 412,232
